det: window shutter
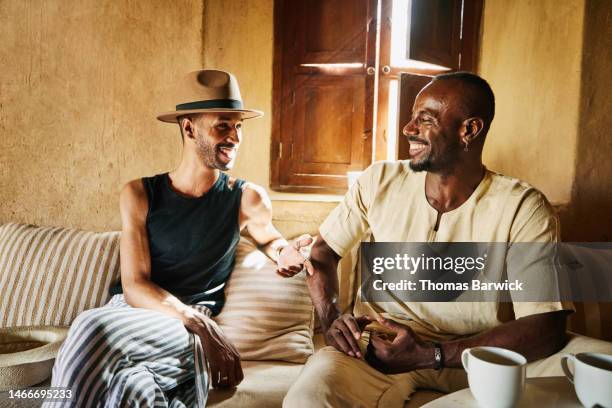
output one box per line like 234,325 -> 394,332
408,0 -> 462,69
272,0 -> 376,193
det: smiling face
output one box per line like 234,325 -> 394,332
402,81 -> 466,173
189,112 -> 243,171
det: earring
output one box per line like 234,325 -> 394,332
464,140 -> 469,152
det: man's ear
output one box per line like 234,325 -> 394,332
461,117 -> 485,144
180,117 -> 196,140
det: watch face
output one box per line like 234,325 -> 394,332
432,343 -> 443,370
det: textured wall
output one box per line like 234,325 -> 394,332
561,0 -> 612,243
479,0 -> 584,204
0,0 -> 204,231
203,0 -> 274,190
479,0 -> 612,243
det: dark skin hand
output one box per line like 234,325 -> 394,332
326,314 -> 372,358
308,239 -> 571,367
306,238 -> 373,358
366,310 -> 571,374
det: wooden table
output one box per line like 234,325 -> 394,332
422,377 -> 582,407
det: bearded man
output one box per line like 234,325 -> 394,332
283,72 -> 612,407
46,70 -> 309,407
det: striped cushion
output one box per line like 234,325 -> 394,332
215,238 -> 314,363
0,223 -> 120,328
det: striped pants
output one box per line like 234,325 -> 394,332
43,295 -> 209,407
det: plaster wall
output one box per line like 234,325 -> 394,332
202,0 -> 274,190
0,0 -> 204,231
561,0 -> 612,243
479,0 -> 584,204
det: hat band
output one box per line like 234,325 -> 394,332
175,99 -> 244,111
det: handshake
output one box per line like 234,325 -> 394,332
275,234 -> 315,277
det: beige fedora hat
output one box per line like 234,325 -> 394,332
157,69 -> 263,123
0,326 -> 68,391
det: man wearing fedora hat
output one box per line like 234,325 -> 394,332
46,70 -> 310,407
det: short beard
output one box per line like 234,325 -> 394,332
194,129 -> 232,171
409,158 -> 433,172
408,136 -> 461,173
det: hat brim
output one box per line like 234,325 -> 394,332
0,326 -> 69,391
157,108 -> 264,123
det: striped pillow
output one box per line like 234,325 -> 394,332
215,238 -> 314,363
0,223 -> 120,328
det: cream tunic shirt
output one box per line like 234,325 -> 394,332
319,161 -> 571,340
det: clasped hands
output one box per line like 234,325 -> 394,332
326,314 -> 436,374
276,234 -> 314,277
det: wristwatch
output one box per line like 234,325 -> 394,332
431,341 -> 444,370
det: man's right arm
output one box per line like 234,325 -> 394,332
306,165 -> 377,358
306,238 -> 341,331
307,237 -> 371,358
119,180 -> 243,388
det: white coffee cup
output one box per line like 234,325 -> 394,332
561,352 -> 612,408
462,346 -> 527,408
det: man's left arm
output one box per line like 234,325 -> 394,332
239,183 -> 313,276
366,310 -> 570,374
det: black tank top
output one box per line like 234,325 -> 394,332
110,172 -> 245,315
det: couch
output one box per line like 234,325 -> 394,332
0,222 -> 445,407
2,222 -> 611,408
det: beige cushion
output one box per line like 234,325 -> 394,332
0,223 -> 314,363
208,361 -> 304,407
214,238 -> 314,363
0,223 -> 120,328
